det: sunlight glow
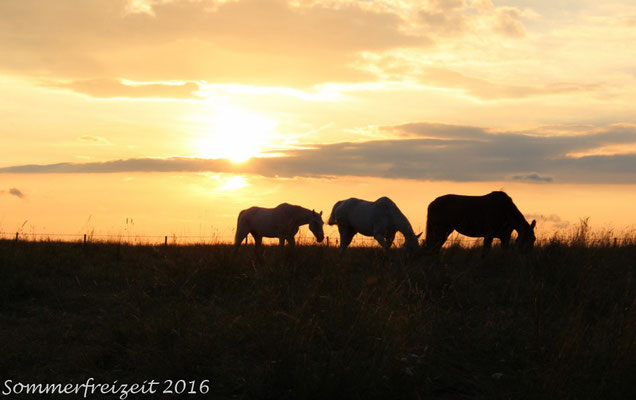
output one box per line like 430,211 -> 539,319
218,175 -> 248,191
194,104 -> 278,163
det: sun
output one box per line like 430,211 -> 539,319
194,105 -> 277,163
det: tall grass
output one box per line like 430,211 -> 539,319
0,236 -> 634,399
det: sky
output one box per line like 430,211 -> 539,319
2,0 -> 636,243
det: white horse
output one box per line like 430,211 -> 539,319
328,197 -> 421,255
234,203 -> 324,252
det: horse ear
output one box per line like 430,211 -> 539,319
530,219 -> 536,229
416,232 -> 422,239
319,210 -> 323,216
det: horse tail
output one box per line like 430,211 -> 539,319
236,209 -> 246,223
234,209 -> 247,244
327,201 -> 342,225
424,198 -> 446,252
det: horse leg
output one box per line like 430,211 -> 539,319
338,226 -> 354,256
287,236 -> 296,247
374,232 -> 390,251
500,234 -> 511,249
385,231 -> 396,248
278,237 -> 285,247
253,234 -> 263,256
425,230 -> 450,254
233,226 -> 249,255
482,236 -> 493,258
425,220 -> 451,253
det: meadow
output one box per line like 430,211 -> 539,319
0,232 -> 634,399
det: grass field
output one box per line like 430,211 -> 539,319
0,236 -> 634,399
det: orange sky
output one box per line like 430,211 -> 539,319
2,0 -> 636,242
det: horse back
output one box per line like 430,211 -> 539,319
332,198 -> 375,234
427,192 -> 515,237
237,206 -> 276,235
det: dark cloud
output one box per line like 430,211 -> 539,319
0,158 -> 236,174
511,173 -> 554,183
9,188 -> 24,198
389,122 -> 490,139
0,188 -> 25,199
3,123 -> 636,183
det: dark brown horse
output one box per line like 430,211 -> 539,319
424,191 -> 536,253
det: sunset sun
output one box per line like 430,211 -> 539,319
194,105 -> 277,163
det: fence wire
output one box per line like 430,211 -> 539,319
2,231 -> 635,247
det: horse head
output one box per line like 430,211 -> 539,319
517,219 -> 536,250
309,210 -> 324,243
404,232 -> 422,254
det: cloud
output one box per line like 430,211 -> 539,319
416,0 -> 531,39
47,79 -> 202,99
363,60 -> 598,100
0,0 -> 536,89
511,173 -> 554,183
9,188 -> 24,198
416,68 -> 597,100
0,188 -> 25,199
388,122 -> 491,139
525,213 -> 570,229
494,7 -> 527,38
3,123 -> 636,183
78,135 -> 111,145
0,0 -> 426,87
0,158 -> 236,174
418,0 -> 469,37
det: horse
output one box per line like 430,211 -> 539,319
424,191 -> 536,253
233,203 -> 324,253
328,197 -> 421,255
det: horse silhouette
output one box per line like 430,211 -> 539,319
234,203 -> 324,253
424,191 -> 536,253
328,196 -> 421,255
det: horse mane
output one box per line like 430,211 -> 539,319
277,203 -> 314,224
376,197 -> 416,237
489,191 -> 530,228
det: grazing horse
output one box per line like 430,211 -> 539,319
233,203 -> 324,253
328,197 -> 421,255
424,191 -> 536,253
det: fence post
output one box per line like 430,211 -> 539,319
15,232 -> 18,242
84,234 -> 87,244
165,236 -> 168,247
326,236 -> 330,247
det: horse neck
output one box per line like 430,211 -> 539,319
392,209 -> 415,238
292,206 -> 314,225
509,204 -> 529,231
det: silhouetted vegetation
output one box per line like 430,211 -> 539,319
1,235 -> 634,399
